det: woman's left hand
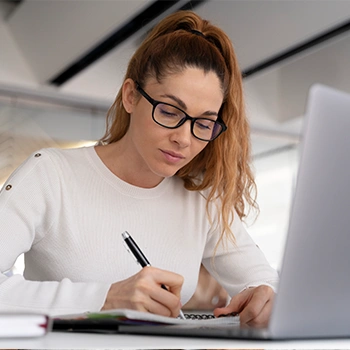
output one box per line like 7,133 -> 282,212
213,285 -> 275,328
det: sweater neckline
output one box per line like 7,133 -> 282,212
84,146 -> 172,199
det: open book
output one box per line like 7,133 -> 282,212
53,308 -> 240,333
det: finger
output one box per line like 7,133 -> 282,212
148,284 -> 181,316
149,267 -> 184,298
238,290 -> 270,325
129,280 -> 180,318
141,267 -> 183,317
213,290 -> 248,317
245,299 -> 273,328
144,298 -> 176,317
244,287 -> 275,327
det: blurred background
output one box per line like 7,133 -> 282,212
1,0 -> 349,273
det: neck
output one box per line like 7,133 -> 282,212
94,143 -> 164,188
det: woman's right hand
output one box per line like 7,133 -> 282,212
101,266 -> 184,318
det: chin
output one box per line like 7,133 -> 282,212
154,167 -> 179,179
158,171 -> 178,179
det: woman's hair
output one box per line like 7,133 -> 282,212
99,10 -> 258,248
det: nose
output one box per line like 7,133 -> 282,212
169,120 -> 192,147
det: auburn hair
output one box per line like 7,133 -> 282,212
99,11 -> 258,248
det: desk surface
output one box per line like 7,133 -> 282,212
1,332 -> 350,349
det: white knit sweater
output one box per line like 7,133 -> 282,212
0,147 -> 278,316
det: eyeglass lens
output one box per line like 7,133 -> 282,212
154,103 -> 222,141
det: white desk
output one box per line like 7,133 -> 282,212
1,332 -> 350,349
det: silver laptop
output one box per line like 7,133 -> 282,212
119,84 -> 350,340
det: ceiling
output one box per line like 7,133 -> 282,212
1,0 -> 350,166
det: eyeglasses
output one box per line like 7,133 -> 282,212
135,82 -> 227,142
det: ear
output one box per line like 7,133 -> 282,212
122,78 -> 136,114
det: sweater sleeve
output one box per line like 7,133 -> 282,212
0,150 -> 110,316
202,210 -> 279,297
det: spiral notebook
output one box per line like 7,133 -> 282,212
53,308 -> 239,333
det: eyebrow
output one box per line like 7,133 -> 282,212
160,94 -> 219,117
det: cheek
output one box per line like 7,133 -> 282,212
191,142 -> 208,159
130,109 -> 153,136
131,113 -> 162,150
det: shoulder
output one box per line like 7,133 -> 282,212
32,146 -> 93,174
1,147 -> 90,193
2,148 -> 56,185
0,149 -> 63,211
11,147 -> 87,168
40,146 -> 88,164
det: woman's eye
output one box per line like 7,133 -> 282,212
160,109 -> 177,117
159,105 -> 181,118
196,121 -> 212,130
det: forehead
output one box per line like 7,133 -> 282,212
145,67 -> 224,109
150,67 -> 224,90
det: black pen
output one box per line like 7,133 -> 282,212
121,231 -> 186,320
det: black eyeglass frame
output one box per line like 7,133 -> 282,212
135,81 -> 227,142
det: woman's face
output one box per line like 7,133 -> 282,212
122,67 -> 224,186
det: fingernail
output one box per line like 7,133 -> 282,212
218,312 -> 239,318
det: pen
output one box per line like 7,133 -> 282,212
121,231 -> 186,320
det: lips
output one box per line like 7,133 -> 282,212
162,150 -> 185,159
161,150 -> 185,163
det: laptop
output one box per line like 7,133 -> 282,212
117,84 -> 350,340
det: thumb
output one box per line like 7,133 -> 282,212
213,290 -> 247,317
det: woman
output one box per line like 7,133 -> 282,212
0,11 -> 278,327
